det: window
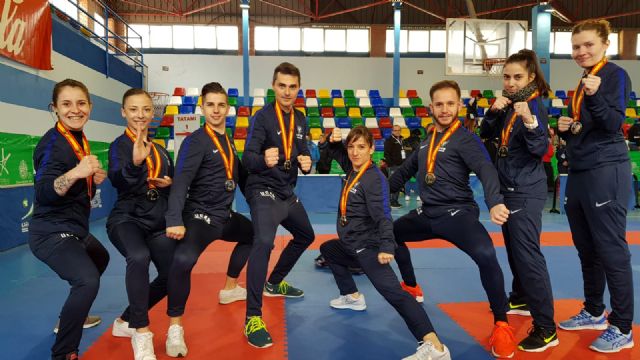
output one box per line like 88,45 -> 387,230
173,25 -> 194,49
194,26 -> 216,49
302,28 -> 324,52
637,34 -> 640,56
408,30 -> 429,52
347,29 -> 369,53
279,28 -> 301,51
255,26 -> 279,51
93,13 -> 105,38
129,24 -> 149,48
149,25 -> 172,48
385,29 -> 407,53
525,32 -> 554,53
50,0 -> 78,21
216,26 -> 238,50
607,33 -> 618,56
554,31 -> 572,54
325,29 -> 346,52
430,30 -> 446,52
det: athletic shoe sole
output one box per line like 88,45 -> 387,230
506,309 -> 531,316
491,348 -> 514,359
589,341 -> 634,353
330,304 -> 367,311
263,291 -> 304,298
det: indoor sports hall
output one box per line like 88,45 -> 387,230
1,1 -> 640,359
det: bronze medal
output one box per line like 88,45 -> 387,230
570,121 -> 583,135
498,146 -> 509,157
146,188 -> 159,201
425,172 -> 436,186
225,179 -> 236,192
340,216 -> 348,227
284,160 -> 292,170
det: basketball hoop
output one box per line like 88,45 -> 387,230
149,92 -> 170,120
483,58 -> 506,75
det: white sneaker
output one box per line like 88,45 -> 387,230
219,285 -> 247,304
405,195 -> 411,201
132,331 -> 157,360
166,324 -> 188,357
403,342 -> 451,360
112,318 -> 135,338
329,294 -> 367,311
53,315 -> 101,334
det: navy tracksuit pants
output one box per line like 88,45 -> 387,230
108,221 -> 176,329
29,233 -> 109,359
502,197 -> 556,329
245,191 -> 315,317
565,161 -> 634,334
320,239 -> 435,341
167,211 -> 253,317
393,207 -> 509,322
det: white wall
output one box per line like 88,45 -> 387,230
146,54 -> 640,98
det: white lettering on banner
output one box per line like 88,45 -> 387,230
0,0 -> 26,56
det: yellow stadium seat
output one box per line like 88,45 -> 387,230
318,89 -> 330,98
164,105 -> 179,115
236,117 -> 249,128
252,106 -> 262,116
333,98 -> 345,108
477,98 -> 490,108
422,117 -> 433,127
548,91 -> 556,99
626,108 -> 637,118
348,107 -> 361,118
296,107 -> 306,116
197,96 -> 202,106
401,128 -> 410,138
234,139 -> 245,151
458,107 -> 467,117
310,128 -> 323,140
399,89 -> 406,98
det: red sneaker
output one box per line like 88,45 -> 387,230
400,281 -> 424,303
490,321 -> 516,358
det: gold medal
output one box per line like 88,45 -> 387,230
284,160 -> 292,171
340,216 -> 348,226
425,172 -> 436,186
498,146 -> 509,157
570,121 -> 583,135
224,179 -> 236,192
146,188 -> 159,201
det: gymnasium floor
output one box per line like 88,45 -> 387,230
2,197 -> 640,360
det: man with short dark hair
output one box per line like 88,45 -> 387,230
242,62 -> 314,348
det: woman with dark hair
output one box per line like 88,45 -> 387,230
321,126 -> 451,360
30,79 -> 110,360
107,88 -> 175,360
557,19 -> 634,353
480,49 -> 558,353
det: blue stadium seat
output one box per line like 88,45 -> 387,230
555,90 -> 567,99
375,108 -> 389,117
371,97 -> 384,107
630,91 -> 637,100
549,107 -> 561,117
477,107 -> 485,117
297,89 -> 304,98
369,90 -> 381,98
182,96 -> 198,106
375,139 -> 385,152
179,105 -> 195,114
226,116 -> 236,128
381,127 -> 392,138
228,88 -> 239,97
331,89 -> 342,98
405,117 -> 421,129
336,117 -> 352,128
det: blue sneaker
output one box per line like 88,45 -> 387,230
558,309 -> 608,331
589,325 -> 634,353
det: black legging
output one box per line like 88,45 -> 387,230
167,211 -> 253,317
108,221 -> 176,328
29,232 -> 109,359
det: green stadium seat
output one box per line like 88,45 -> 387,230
334,107 -> 348,117
308,116 -> 322,128
343,89 -> 355,98
401,107 -> 415,117
351,118 -> 364,127
482,90 -> 494,98
361,107 -> 375,117
345,97 -> 358,107
409,97 -> 423,107
319,98 -> 332,107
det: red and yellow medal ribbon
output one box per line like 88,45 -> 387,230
426,120 -> 461,175
340,159 -> 372,218
274,101 -> 295,163
500,91 -> 540,148
125,128 -> 162,188
56,121 -> 93,197
571,57 -> 607,122
204,124 -> 235,182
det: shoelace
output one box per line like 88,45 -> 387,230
278,281 -> 291,294
572,309 -> 594,321
246,317 -> 267,334
135,333 -> 153,353
600,327 -> 622,341
416,342 -> 436,360
167,326 -> 183,343
490,323 -> 516,344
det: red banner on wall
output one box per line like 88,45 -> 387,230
0,0 -> 52,70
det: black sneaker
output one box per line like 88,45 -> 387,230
264,280 -> 304,297
506,302 -> 531,316
245,316 -> 273,348
390,201 -> 402,209
518,325 -> 559,352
